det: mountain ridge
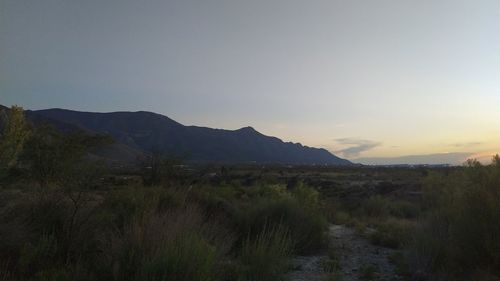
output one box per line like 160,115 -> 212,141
1,105 -> 351,165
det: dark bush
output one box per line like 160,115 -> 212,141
407,156 -> 500,280
238,196 -> 327,255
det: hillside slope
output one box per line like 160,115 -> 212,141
23,107 -> 351,165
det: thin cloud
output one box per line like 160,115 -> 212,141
452,142 -> 482,147
333,138 -> 381,158
355,152 -> 474,166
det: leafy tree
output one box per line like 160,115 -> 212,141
0,106 -> 31,179
492,154 -> 500,168
21,125 -> 113,188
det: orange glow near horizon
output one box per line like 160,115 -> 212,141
468,151 -> 500,164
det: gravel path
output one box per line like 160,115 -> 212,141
330,225 -> 402,281
287,224 -> 401,281
287,254 -> 328,281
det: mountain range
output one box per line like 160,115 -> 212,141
12,107 -> 351,166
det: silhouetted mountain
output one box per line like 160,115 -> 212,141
20,107 -> 351,165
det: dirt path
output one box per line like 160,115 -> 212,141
287,224 -> 401,281
330,224 -> 402,281
287,254 -> 328,281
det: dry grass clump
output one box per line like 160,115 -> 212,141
99,205 -> 233,281
238,224 -> 292,281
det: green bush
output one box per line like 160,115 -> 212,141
290,182 -> 320,208
238,197 -> 327,254
369,218 -> 413,249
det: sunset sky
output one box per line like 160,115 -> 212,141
1,0 -> 499,164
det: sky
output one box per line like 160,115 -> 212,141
1,0 -> 499,164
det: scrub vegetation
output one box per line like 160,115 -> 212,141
0,107 -> 328,281
1,106 -> 498,281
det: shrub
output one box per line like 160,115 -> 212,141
290,182 -> 320,209
136,234 -> 217,281
369,218 -> 414,249
237,197 -> 327,254
360,195 -> 389,218
101,186 -> 186,229
388,201 -> 419,219
99,205 -> 233,281
406,156 -> 500,280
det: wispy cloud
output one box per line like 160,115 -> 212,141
333,138 -> 381,158
451,142 -> 482,147
355,152 -> 474,165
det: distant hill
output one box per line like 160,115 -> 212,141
14,107 -> 351,165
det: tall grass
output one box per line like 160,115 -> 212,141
237,190 -> 328,254
100,207 -> 230,281
238,224 -> 292,281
